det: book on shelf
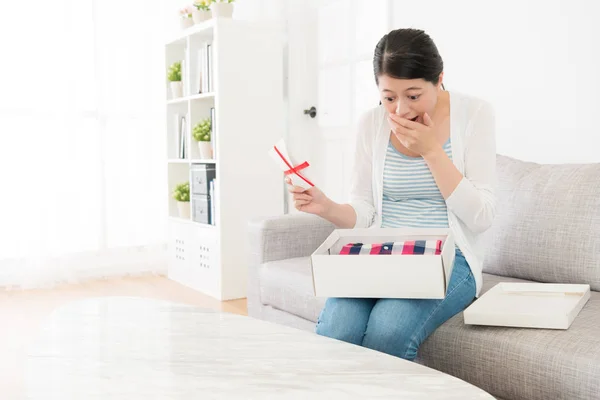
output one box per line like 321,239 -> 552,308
207,43 -> 212,92
198,42 -> 213,94
178,115 -> 187,159
174,113 -> 180,158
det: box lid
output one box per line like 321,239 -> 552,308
463,282 -> 591,329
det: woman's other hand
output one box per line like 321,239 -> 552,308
286,177 -> 332,216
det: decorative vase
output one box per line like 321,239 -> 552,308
198,141 -> 213,159
177,201 -> 191,219
170,81 -> 183,98
192,9 -> 211,24
211,2 -> 234,18
180,17 -> 194,29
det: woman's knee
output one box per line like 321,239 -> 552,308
362,322 -> 419,360
362,300 -> 423,360
315,298 -> 376,346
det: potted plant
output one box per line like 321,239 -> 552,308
173,182 -> 191,219
192,118 -> 213,159
193,0 -> 212,23
211,0 -> 234,18
167,61 -> 183,98
179,6 -> 194,29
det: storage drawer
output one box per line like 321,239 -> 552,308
168,219 -> 193,284
191,164 -> 216,195
192,194 -> 212,224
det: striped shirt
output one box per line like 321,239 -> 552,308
381,138 -> 452,228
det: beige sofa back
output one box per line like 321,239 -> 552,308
482,155 -> 600,290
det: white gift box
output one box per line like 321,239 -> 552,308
268,139 -> 315,190
310,228 -> 456,299
463,282 -> 591,330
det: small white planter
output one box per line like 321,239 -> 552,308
211,2 -> 234,18
177,201 -> 191,219
198,141 -> 213,159
180,17 -> 194,29
192,9 -> 211,24
170,81 -> 183,98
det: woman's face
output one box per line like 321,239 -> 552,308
377,74 -> 443,124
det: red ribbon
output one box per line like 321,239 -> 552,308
273,145 -> 314,187
284,161 -> 309,176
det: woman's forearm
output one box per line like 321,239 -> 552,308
319,200 -> 357,229
424,147 -> 463,199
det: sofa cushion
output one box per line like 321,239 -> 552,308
418,273 -> 600,400
258,257 -> 325,323
481,155 -> 600,290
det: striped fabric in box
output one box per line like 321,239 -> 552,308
339,240 -> 443,255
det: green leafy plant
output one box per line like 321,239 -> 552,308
167,61 -> 181,82
172,182 -> 190,202
193,0 -> 213,10
192,118 -> 211,142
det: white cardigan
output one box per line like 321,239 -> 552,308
349,91 -> 497,297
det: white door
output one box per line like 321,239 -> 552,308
286,0 -> 393,205
282,0 -> 320,213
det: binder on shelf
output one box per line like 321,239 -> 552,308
210,179 -> 216,225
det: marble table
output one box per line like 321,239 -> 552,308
25,297 -> 494,399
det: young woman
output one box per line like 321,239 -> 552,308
287,28 -> 496,360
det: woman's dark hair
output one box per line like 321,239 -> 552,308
373,28 -> 444,87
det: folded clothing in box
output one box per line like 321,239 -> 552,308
339,240 -> 443,255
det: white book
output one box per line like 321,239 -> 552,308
197,49 -> 204,94
207,43 -> 212,92
179,115 -> 187,159
174,113 -> 180,158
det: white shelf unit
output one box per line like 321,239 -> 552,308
165,18 -> 285,300
167,92 -> 215,105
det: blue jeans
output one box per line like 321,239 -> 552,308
315,249 -> 476,360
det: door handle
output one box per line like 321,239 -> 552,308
303,106 -> 317,118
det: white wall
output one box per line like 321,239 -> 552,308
390,0 -> 600,164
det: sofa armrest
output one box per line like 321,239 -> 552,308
247,213 -> 336,266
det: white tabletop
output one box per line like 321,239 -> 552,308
25,297 -> 493,399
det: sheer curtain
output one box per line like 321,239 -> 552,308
0,0 -> 168,288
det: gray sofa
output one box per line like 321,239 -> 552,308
247,154 -> 600,400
